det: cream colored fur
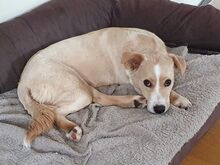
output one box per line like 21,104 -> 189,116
17,27 -> 191,147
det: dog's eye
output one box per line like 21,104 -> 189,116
164,79 -> 171,87
143,79 -> 152,87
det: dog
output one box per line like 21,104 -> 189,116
17,27 -> 192,148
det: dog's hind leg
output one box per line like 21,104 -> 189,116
54,88 -> 93,142
92,88 -> 147,108
55,115 -> 82,142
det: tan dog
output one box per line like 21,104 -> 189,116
17,27 -> 192,148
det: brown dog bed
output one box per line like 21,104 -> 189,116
0,0 -> 219,164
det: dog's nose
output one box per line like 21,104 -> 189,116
153,105 -> 165,114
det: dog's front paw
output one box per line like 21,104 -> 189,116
133,96 -> 147,108
66,126 -> 82,142
173,96 -> 192,110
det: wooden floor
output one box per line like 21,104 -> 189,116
181,119 -> 220,165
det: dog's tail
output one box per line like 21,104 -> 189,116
21,88 -> 56,148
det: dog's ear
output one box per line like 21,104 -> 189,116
169,53 -> 186,75
121,52 -> 144,71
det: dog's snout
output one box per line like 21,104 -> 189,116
153,105 -> 165,114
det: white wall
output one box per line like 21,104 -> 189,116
210,0 -> 220,9
171,0 -> 202,5
0,0 -> 50,23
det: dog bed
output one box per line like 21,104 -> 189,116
0,46 -> 219,165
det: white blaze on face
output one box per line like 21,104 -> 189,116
147,64 -> 166,113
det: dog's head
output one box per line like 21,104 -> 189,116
122,51 -> 186,114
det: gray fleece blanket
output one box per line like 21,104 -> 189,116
0,47 -> 220,165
